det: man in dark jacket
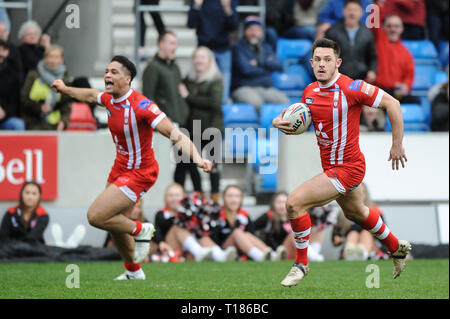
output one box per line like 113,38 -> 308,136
0,39 -> 25,130
325,0 -> 377,82
231,16 -> 289,111
187,0 -> 239,103
142,31 -> 189,127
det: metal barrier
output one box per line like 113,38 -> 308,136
0,0 -> 33,21
133,0 -> 266,70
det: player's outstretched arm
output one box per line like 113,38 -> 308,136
378,92 -> 408,170
155,117 -> 213,173
51,79 -> 100,105
272,109 -> 295,135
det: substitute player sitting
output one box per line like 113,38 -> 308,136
51,56 -> 212,280
272,39 -> 411,287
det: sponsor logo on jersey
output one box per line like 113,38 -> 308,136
313,88 -> 320,92
315,122 -> 332,146
138,99 -> 153,110
120,104 -> 130,109
329,88 -> 340,92
305,97 -> 314,104
349,79 -> 362,91
361,82 -> 375,97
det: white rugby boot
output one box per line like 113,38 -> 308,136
224,246 -> 238,261
281,263 -> 309,287
114,268 -> 146,281
392,240 -> 412,279
133,223 -> 155,263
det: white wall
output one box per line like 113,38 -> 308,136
278,132 -> 449,202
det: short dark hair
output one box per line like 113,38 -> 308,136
157,30 -> 176,44
345,0 -> 362,8
110,55 -> 137,83
312,38 -> 341,58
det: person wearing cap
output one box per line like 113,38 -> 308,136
231,16 -> 289,112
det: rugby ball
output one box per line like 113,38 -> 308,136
282,103 -> 312,135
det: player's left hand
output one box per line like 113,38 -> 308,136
388,144 -> 407,170
198,159 -> 213,173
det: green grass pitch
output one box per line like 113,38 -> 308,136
0,259 -> 448,299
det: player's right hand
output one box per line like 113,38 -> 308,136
51,79 -> 66,94
272,109 -> 295,135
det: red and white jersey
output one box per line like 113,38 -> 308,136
301,73 -> 384,170
97,89 -> 166,170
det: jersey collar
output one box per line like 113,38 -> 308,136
318,73 -> 341,89
111,88 -> 133,104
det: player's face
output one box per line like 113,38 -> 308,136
273,194 -> 288,218
21,184 -> 40,209
165,186 -> 184,211
310,47 -> 342,84
224,187 -> 243,212
104,62 -> 131,95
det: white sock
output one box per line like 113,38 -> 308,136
248,247 -> 264,261
211,245 -> 226,262
310,242 -> 322,254
182,236 -> 205,257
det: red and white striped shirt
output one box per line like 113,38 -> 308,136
301,73 -> 384,170
97,89 -> 166,170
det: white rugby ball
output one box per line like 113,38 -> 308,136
282,103 -> 312,135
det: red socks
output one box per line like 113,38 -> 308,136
124,262 -> 141,272
290,213 -> 312,265
360,207 -> 399,253
131,220 -> 142,236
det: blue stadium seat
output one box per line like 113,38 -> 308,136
412,64 -> 438,91
272,72 -> 309,91
222,103 -> 259,128
223,127 -> 258,158
439,41 -> 449,67
252,137 -> 279,192
260,104 -> 286,131
402,40 -> 439,64
277,38 -> 313,69
385,104 -> 429,132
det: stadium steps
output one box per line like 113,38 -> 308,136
111,0 -> 196,74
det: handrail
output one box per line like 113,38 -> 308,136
133,0 -> 266,73
0,0 -> 33,21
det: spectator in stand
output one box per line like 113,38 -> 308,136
430,82 -> 449,132
0,21 -> 23,84
379,0 -> 426,40
17,20 -> 51,82
316,0 -> 372,39
138,0 -> 166,60
371,10 -> 419,104
210,185 -> 283,261
332,183 -> 388,260
0,39 -> 25,130
0,0 -> 10,32
283,0 -> 324,42
142,31 -> 189,127
325,0 -> 377,82
231,16 -> 289,112
360,106 -> 386,131
0,181 -> 49,244
187,0 -> 239,104
426,0 -> 449,51
178,47 -> 224,203
153,183 -> 237,262
254,191 -> 295,260
21,44 -> 72,130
